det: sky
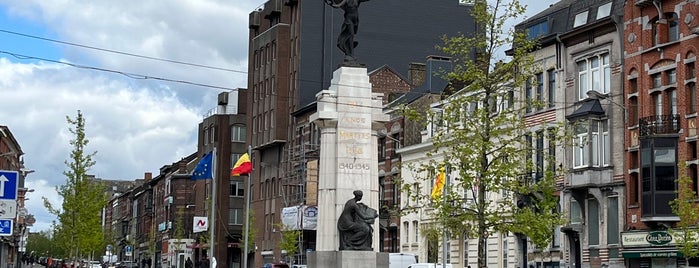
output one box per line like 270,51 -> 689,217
0,0 -> 557,233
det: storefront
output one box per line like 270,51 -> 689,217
621,230 -> 688,268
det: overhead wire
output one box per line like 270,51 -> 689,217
0,28 -> 245,74
0,30 -> 692,112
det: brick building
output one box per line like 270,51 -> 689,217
622,0 -> 699,267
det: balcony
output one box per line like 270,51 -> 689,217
639,115 -> 680,136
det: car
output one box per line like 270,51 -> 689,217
408,263 -> 453,268
389,253 -> 418,268
263,263 -> 290,268
291,265 -> 307,268
89,261 -> 102,268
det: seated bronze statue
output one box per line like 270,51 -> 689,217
337,190 -> 378,250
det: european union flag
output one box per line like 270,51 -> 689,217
192,152 -> 213,180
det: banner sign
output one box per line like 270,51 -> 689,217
193,216 -> 208,233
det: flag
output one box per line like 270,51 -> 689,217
192,152 -> 213,180
231,153 -> 252,176
431,166 -> 445,199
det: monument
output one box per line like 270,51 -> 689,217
308,1 -> 388,266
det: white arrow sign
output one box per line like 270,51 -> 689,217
0,175 -> 8,197
0,200 -> 16,219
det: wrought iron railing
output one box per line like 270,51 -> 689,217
639,114 -> 680,136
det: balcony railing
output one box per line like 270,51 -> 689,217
639,115 -> 680,136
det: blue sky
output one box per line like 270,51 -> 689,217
0,0 -> 556,233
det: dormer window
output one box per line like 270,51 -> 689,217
596,2 -> 612,19
527,21 -> 549,39
574,11 -> 589,28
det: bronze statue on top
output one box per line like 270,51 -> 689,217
324,0 -> 370,66
337,190 -> 378,250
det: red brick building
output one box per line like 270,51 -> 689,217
622,0 -> 698,266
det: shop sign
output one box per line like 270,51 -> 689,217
646,231 -> 673,245
622,251 -> 683,258
621,231 -> 678,247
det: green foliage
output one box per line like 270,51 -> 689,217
246,213 -> 258,253
399,1 -> 566,267
670,165 -> 699,265
26,230 -> 54,257
43,110 -> 106,259
276,223 -> 300,262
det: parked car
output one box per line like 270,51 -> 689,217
408,264 -> 453,268
263,263 -> 290,268
290,265 -> 307,268
389,253 -> 418,268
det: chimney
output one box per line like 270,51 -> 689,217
408,62 -> 426,87
144,172 -> 152,181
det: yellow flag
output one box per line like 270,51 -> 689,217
431,167 -> 445,199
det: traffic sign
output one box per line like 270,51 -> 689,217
0,219 -> 13,236
0,171 -> 18,201
0,200 -> 17,219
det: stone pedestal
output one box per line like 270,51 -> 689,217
309,66 -> 388,268
308,251 -> 389,268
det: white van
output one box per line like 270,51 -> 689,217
407,263 -> 453,268
389,253 -> 418,268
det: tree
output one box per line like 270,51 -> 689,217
43,110 -> 106,260
400,1 -> 565,267
276,223 -> 300,263
670,164 -> 699,267
26,230 -> 54,258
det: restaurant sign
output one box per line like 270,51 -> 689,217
621,231 -> 679,247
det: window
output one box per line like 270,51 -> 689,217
229,208 -> 244,225
536,131 -> 544,181
654,93 -> 663,117
669,89 -> 677,116
688,62 -> 696,80
597,2 -> 612,19
536,72 -> 544,110
573,124 -> 589,168
668,13 -> 679,42
629,77 -> 638,93
204,127 -> 209,144
689,83 -> 697,114
463,237 -> 469,266
573,120 -> 610,168
525,133 -> 533,178
413,221 -> 419,242
403,222 -> 409,243
548,129 -> 556,173
527,21 -> 549,39
607,197 -> 619,244
547,69 -> 556,108
392,133 -> 401,150
652,73 -> 662,88
667,69 -> 677,84
577,54 -> 611,99
570,199 -> 582,222
574,11 -> 589,28
526,78 -> 533,113
379,137 -> 386,159
502,234 -> 508,268
230,181 -> 244,197
232,124 -> 246,142
210,125 -> 216,144
641,138 -> 678,217
588,199 -> 599,245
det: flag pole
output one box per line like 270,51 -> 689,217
443,164 -> 449,268
210,147 -> 217,267
243,145 -> 252,268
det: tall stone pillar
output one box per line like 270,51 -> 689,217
308,66 -> 389,268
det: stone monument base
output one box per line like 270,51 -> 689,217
308,251 -> 389,268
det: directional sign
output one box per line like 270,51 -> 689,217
0,171 -> 18,201
0,200 -> 17,219
0,219 -> 13,236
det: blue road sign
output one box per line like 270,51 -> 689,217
0,171 -> 17,201
0,219 -> 13,236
